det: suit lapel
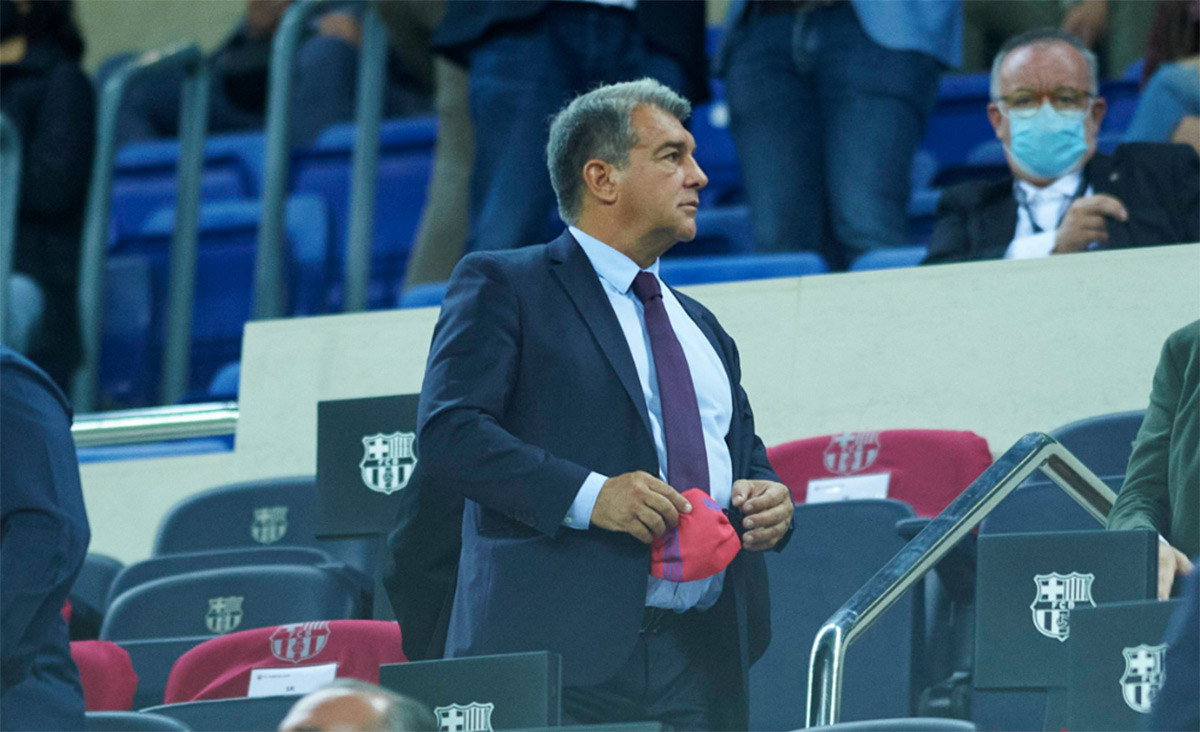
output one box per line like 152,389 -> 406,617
548,232 -> 655,442
977,179 -> 1019,259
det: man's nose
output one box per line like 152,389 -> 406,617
687,156 -> 708,189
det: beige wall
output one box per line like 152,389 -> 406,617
75,0 -> 243,75
80,244 -> 1200,563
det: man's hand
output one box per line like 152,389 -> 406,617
1061,0 -> 1108,48
318,12 -> 362,46
1157,540 -> 1194,600
591,471 -> 691,544
731,479 -> 793,552
1053,194 -> 1128,254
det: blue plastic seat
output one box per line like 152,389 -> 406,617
921,72 -> 995,168
67,554 -> 125,640
658,252 -> 828,287
293,116 -> 437,310
1099,77 -> 1141,136
110,130 -> 265,238
851,246 -> 930,271
100,565 -> 364,642
692,87 -> 745,209
206,361 -> 240,401
397,281 -> 449,309
106,195 -> 329,404
153,477 -> 374,581
1049,409 -> 1145,479
117,637 -> 213,710
106,546 -> 336,609
86,711 -> 192,732
749,499 -> 921,729
670,205 -> 755,257
98,256 -> 153,408
142,697 -> 300,732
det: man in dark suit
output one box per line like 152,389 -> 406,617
1,346 -> 90,730
430,1 -> 708,254
924,28 -> 1199,265
390,79 -> 792,730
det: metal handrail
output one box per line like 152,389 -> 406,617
253,0 -> 325,320
805,432 -> 1118,727
72,401 -> 238,447
0,114 -> 21,347
342,6 -> 387,312
73,43 -> 208,411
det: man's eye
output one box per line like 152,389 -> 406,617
1009,94 -> 1037,108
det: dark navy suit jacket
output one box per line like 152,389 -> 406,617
0,347 -> 89,730
408,231 -> 779,726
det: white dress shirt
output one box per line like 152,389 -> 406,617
564,226 -> 735,612
1004,171 -> 1095,259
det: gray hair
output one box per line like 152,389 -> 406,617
546,78 -> 691,225
308,679 -> 438,732
989,27 -> 1099,100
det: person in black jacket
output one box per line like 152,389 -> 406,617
431,1 -> 708,254
0,346 -> 91,731
923,28 -> 1199,265
0,0 -> 94,391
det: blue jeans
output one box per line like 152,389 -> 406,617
724,4 -> 942,269
1124,62 -> 1200,144
465,4 -> 686,252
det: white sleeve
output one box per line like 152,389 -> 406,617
563,471 -> 607,529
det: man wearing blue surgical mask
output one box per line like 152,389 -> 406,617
924,28 -> 1198,265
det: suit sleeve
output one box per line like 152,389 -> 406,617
922,188 -> 974,265
1174,145 -> 1199,243
416,254 -> 590,538
1107,333 -> 1184,537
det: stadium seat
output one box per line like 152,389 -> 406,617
808,719 -> 977,731
143,696 -> 299,732
750,499 -> 921,729
692,85 -> 745,209
397,281 -> 449,309
71,640 -> 138,711
766,429 -> 993,517
293,116 -> 437,310
100,565 -> 364,643
921,73 -> 994,168
68,554 -> 124,639
671,205 -> 755,257
151,477 -> 374,579
107,195 -> 329,404
110,131 -> 264,240
851,246 -> 930,272
107,546 -> 336,609
118,638 -> 210,710
1099,77 -> 1141,136
206,361 -> 240,401
1048,409 -> 1144,479
658,252 -> 828,287
86,711 -> 192,732
978,477 -> 1120,536
164,620 -> 405,703
98,255 -> 153,409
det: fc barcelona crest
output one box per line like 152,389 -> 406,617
360,432 -> 417,495
435,702 -> 494,732
823,432 -> 881,476
270,621 -> 331,664
251,505 -> 289,544
1030,572 -> 1095,641
1120,643 -> 1167,714
205,596 -> 244,634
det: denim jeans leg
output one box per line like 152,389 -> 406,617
816,6 -> 942,267
1124,62 -> 1200,143
724,13 -> 829,255
292,35 -> 359,147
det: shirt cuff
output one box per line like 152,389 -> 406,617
564,472 -> 607,530
1004,231 -> 1058,259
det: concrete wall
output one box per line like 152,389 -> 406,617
80,244 -> 1200,563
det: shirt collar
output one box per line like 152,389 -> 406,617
1014,170 -> 1084,202
569,226 -> 660,295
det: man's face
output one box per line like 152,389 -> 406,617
987,42 -> 1107,182
612,104 -> 708,250
278,690 -> 386,732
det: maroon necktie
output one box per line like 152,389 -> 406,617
632,271 -> 710,494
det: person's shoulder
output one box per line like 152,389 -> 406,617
449,238 -> 560,287
0,347 -> 72,418
1164,320 -> 1200,360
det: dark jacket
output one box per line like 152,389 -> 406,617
0,39 -> 95,385
431,1 -> 710,104
923,143 -> 1200,265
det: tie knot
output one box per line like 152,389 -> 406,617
632,271 -> 662,304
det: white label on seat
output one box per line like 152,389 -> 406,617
247,661 -> 338,698
806,472 -> 890,503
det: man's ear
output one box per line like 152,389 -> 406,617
987,102 -> 1005,139
583,159 -> 619,205
1089,96 -> 1107,130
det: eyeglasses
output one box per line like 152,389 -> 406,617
995,87 -> 1095,119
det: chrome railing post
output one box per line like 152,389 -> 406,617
804,433 -> 1118,727
342,6 -> 387,313
0,114 -> 21,347
73,43 -> 206,411
253,0 -> 326,320
72,401 -> 238,446
160,60 -> 212,404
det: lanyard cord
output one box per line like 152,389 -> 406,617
1015,175 -> 1091,234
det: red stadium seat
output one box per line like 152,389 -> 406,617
163,620 -> 405,704
767,429 -> 993,517
70,641 -> 138,711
